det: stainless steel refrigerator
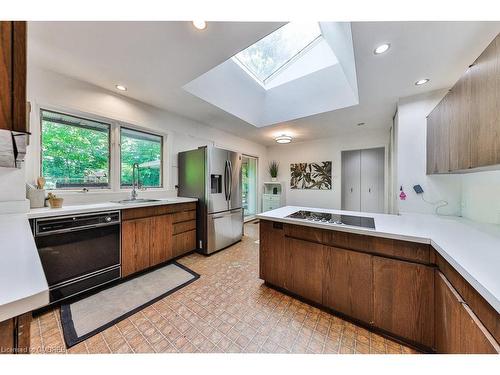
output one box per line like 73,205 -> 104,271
178,146 -> 243,254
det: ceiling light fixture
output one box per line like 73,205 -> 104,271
192,21 -> 207,30
415,78 -> 430,86
275,135 -> 292,144
374,43 -> 390,55
115,84 -> 127,91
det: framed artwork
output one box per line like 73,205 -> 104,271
290,161 -> 332,190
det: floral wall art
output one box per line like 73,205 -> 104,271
290,161 -> 332,190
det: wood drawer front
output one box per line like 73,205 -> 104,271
172,209 -> 196,223
173,220 -> 196,235
122,202 -> 196,221
324,230 -> 431,264
284,223 -> 326,244
172,230 -> 196,258
435,252 -> 500,343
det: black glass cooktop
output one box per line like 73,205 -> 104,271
286,210 -> 375,229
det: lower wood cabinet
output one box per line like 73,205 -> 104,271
259,220 -> 500,352
150,214 -> 173,266
121,203 -> 197,278
285,237 -> 324,304
0,313 -> 31,354
172,229 -> 196,258
259,220 -> 287,289
373,257 -> 435,348
323,246 -> 373,323
435,271 -> 499,353
122,217 -> 155,277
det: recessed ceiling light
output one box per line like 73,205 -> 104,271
115,84 -> 127,91
192,21 -> 207,30
415,79 -> 430,86
275,135 -> 292,144
374,43 -> 390,55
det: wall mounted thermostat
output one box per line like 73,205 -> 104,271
413,184 -> 424,194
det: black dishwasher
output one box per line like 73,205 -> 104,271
32,211 -> 121,304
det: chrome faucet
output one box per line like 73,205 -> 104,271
131,162 -> 140,200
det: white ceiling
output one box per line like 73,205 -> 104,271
28,21 -> 500,146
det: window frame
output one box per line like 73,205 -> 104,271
119,126 -> 164,189
39,108 -> 112,190
38,106 -> 168,192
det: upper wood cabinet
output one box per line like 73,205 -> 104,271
427,94 -> 451,174
0,21 -> 27,133
470,34 -> 500,168
427,33 -> 500,174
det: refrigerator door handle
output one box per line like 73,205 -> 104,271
224,160 -> 229,201
228,160 -> 232,201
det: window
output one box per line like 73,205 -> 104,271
120,127 -> 163,188
40,110 -> 110,189
233,22 -> 322,85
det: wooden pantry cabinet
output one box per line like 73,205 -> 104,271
427,32 -> 500,173
0,21 -> 28,133
121,202 -> 197,277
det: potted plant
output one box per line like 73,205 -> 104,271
268,160 -> 279,182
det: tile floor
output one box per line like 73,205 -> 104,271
30,221 -> 418,354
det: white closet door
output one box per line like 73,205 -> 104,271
341,150 -> 361,211
360,148 -> 385,213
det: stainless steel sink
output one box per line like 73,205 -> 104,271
113,198 -> 161,204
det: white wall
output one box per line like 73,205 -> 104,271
461,171 -> 500,224
23,65 -> 267,208
266,128 -> 390,210
396,90 -> 462,216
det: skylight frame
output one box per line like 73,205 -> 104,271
232,22 -> 323,88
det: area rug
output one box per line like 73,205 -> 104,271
60,262 -> 199,348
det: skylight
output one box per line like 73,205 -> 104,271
233,22 -> 322,85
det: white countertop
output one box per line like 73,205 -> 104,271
27,197 -> 198,219
257,206 -> 500,313
0,197 -> 198,321
0,214 -> 49,321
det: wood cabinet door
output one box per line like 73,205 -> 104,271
435,271 -> 499,353
449,70 -> 472,171
435,271 -> 462,353
150,214 -> 173,266
259,220 -> 287,289
0,22 -> 12,131
285,237 -> 324,304
373,257 -> 434,348
470,34 -> 500,168
121,218 -> 151,277
426,95 -> 450,174
323,246 -> 373,323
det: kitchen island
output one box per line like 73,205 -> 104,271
256,206 -> 500,354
